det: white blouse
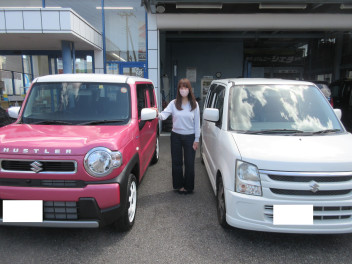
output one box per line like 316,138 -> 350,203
158,100 -> 200,142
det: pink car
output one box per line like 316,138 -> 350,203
0,74 -> 159,231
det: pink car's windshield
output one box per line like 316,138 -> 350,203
21,82 -> 131,125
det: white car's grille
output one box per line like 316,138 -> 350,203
270,189 -> 351,196
268,174 -> 352,183
261,170 -> 352,223
261,170 -> 352,197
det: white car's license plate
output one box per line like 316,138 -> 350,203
273,205 -> 313,225
3,200 -> 43,222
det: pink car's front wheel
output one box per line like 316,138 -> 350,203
114,173 -> 137,231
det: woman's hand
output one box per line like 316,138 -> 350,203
151,107 -> 158,115
193,142 -> 199,151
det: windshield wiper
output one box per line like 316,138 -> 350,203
312,129 -> 341,134
244,129 -> 305,134
78,120 -> 125,125
32,120 -> 73,125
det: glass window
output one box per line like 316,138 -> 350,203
22,55 -> 33,91
0,56 -> 31,95
0,55 -> 22,72
32,56 -> 50,78
206,84 -> 218,108
204,84 -> 216,108
316,73 -> 332,83
14,72 -> 23,95
148,84 -> 156,107
52,55 -> 93,74
107,63 -> 120,75
22,56 -> 32,75
214,87 -> 225,110
137,84 -> 148,118
228,84 -> 343,133
0,70 -> 14,95
22,82 -> 131,125
57,58 -> 64,74
75,56 -> 93,73
45,0 -> 102,31
214,86 -> 225,124
105,0 -> 146,62
123,67 -> 145,77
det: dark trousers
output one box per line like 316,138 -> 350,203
170,131 -> 196,191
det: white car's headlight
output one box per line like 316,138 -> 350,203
84,147 -> 122,177
235,160 -> 262,196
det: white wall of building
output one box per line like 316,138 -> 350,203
94,50 -> 104,74
147,14 -> 160,105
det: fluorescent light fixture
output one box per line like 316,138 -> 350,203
259,3 -> 307,9
340,4 -> 352,9
96,6 -> 133,10
176,3 -> 222,9
111,53 -> 126,62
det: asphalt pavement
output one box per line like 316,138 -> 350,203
1,135 -> 352,264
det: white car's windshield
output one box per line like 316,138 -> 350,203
228,84 -> 343,133
22,82 -> 130,125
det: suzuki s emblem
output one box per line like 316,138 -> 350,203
309,181 -> 320,193
30,161 -> 43,173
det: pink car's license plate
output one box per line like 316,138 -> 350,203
3,200 -> 43,222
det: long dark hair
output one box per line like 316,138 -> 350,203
175,78 -> 197,111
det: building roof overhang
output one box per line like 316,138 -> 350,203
144,0 -> 352,14
0,8 -> 102,51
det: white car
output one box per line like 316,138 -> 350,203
200,78 -> 352,234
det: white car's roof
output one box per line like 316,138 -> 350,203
33,74 -> 152,85
213,78 -> 314,86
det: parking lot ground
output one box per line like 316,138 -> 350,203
1,135 -> 352,264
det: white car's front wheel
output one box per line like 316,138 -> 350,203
200,138 -> 204,165
217,177 -> 229,228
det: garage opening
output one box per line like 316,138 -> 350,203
159,30 -> 352,131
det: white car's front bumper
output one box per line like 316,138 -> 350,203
225,188 -> 352,234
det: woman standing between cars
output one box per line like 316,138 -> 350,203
158,78 -> 200,194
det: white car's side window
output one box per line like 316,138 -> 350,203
210,94 -> 217,108
204,84 -> 216,108
206,84 -> 218,108
208,85 -> 225,127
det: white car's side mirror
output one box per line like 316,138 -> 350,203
7,106 -> 21,119
141,108 -> 157,121
334,109 -> 342,120
203,108 -> 219,122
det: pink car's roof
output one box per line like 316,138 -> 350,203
34,74 -> 153,86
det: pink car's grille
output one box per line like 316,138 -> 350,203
44,201 -> 78,220
0,160 -> 76,173
0,178 -> 85,188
